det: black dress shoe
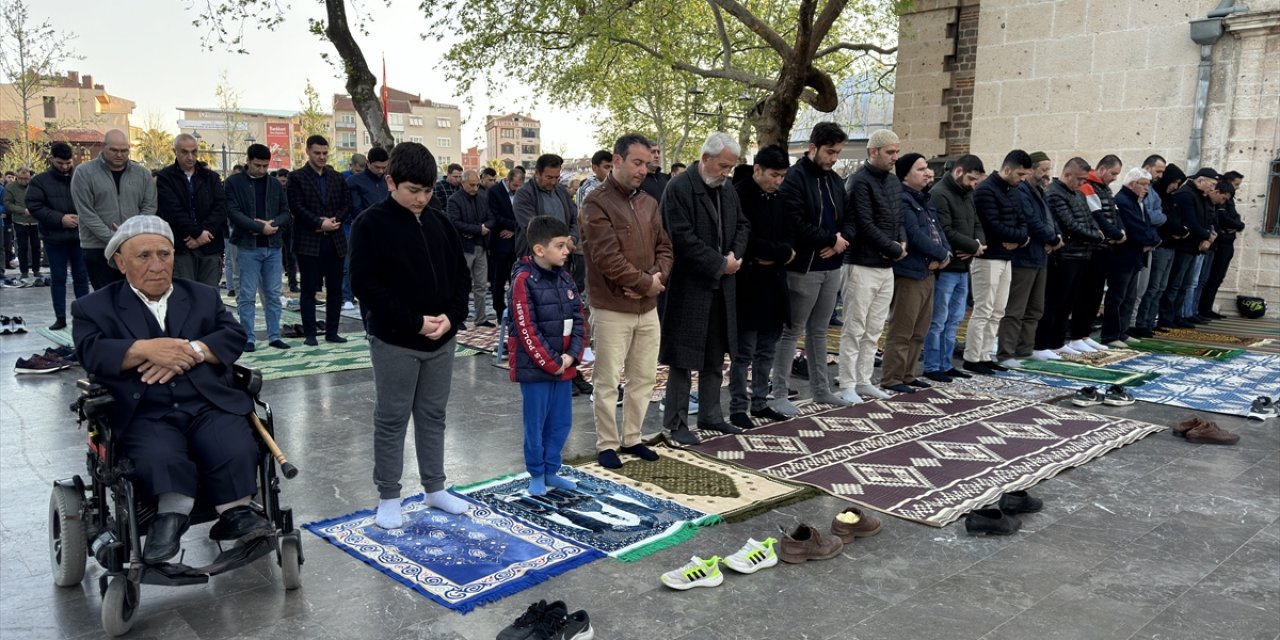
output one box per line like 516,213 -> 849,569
998,490 -> 1044,514
244,342 -> 256,352
699,421 -> 744,435
269,339 -> 291,349
619,443 -> 660,461
325,334 -> 348,343
987,362 -> 1009,372
209,505 -> 273,542
923,371 -> 953,383
884,383 -> 916,394
303,336 -> 319,346
1191,314 -> 1210,324
751,406 -> 790,422
730,412 -> 754,430
669,427 -> 700,445
964,508 -> 1021,536
1129,327 -> 1154,339
946,368 -> 973,379
48,318 -> 67,331
1202,310 -> 1225,320
143,513 -> 189,564
962,361 -> 994,375
597,449 -> 622,469
1172,319 -> 1195,328
907,379 -> 932,389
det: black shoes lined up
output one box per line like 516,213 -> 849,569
964,490 -> 1043,536
498,600 -> 593,640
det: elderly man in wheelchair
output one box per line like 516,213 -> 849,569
52,216 -> 300,635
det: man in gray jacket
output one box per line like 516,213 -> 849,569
70,129 -> 158,289
446,170 -> 495,326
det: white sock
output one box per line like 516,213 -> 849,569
856,384 -> 891,400
425,490 -> 468,515
157,492 -> 195,515
215,495 -> 252,515
375,498 -> 404,529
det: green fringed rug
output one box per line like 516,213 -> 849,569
1126,338 -> 1244,361
1016,359 -> 1160,386
571,445 -> 818,523
458,468 -> 720,562
37,327 -> 74,348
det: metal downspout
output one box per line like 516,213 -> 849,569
1186,0 -> 1250,171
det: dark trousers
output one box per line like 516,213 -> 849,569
1071,250 -> 1109,340
14,224 -> 41,276
281,230 -> 298,288
1160,251 -> 1199,324
729,327 -> 781,413
998,266 -> 1046,360
3,220 -> 14,263
519,380 -> 573,476
490,249 -> 517,319
173,251 -> 223,288
1036,258 -> 1087,350
298,239 -> 345,338
84,249 -> 125,290
1199,241 -> 1235,314
1101,268 -> 1141,342
881,274 -> 934,386
123,407 -> 259,504
45,241 -> 90,321
664,292 -> 729,431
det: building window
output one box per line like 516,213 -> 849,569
436,137 -> 451,148
390,113 -> 402,125
409,116 -> 423,126
43,96 -> 56,118
521,127 -> 538,139
521,144 -> 537,155
1265,152 -> 1280,235
500,143 -> 515,155
436,118 -> 451,128
438,156 -> 451,165
410,136 -> 423,143
339,114 -> 355,126
339,132 -> 356,148
500,128 -> 514,139
364,132 -> 371,145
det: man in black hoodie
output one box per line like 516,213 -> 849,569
1159,168 -> 1219,328
156,133 -> 228,288
349,142 -> 471,529
26,142 -> 90,330
1198,172 -> 1245,318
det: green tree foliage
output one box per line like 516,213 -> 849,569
294,79 -> 329,167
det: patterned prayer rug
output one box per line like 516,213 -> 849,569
795,325 -> 844,355
459,467 -> 720,562
304,493 -> 602,613
1154,327 -> 1265,348
688,388 -> 1165,527
1204,316 -> 1280,338
941,374 -> 1074,403
1019,352 -> 1280,418
456,325 -> 502,353
238,338 -> 374,380
573,446 -> 818,523
1014,359 -> 1160,386
578,359 -> 732,402
1125,338 -> 1245,361
1058,348 -> 1143,367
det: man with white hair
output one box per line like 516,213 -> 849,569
1101,167 -> 1160,347
659,132 -> 750,445
155,133 -> 228,287
839,129 -> 904,403
70,129 -> 158,289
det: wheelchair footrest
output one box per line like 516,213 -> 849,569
141,536 -> 275,586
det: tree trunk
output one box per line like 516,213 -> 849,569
323,0 -> 394,149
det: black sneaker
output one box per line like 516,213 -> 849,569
551,609 -> 593,640
1103,384 -> 1135,406
986,361 -> 1009,372
1072,386 -> 1103,407
923,371 -> 953,383
907,379 -> 932,389
1247,397 -> 1277,421
48,318 -> 67,331
791,356 -> 809,378
998,490 -> 1043,514
964,508 -> 1021,536
498,600 -> 567,640
750,406 -> 789,422
945,368 -> 973,379
572,373 -> 593,396
730,412 -> 754,430
10,316 -> 27,333
962,361 -> 993,375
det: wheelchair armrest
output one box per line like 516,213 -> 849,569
74,377 -> 116,420
232,365 -> 263,397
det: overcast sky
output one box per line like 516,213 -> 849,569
39,1 -> 599,155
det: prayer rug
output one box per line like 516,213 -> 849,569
304,493 -> 602,613
688,388 -> 1165,527
1014,359 -> 1160,386
456,325 -> 502,353
1058,348 -> 1143,367
573,446 -> 818,523
459,467 -> 720,562
237,338 -> 373,380
1188,316 -> 1280,339
37,327 -> 74,348
1154,327 -> 1265,348
578,360 -> 732,402
1020,352 -> 1280,418
941,375 -> 1074,403
795,325 -> 843,355
1125,338 -> 1245,361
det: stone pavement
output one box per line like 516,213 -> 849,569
1,284 -> 1276,640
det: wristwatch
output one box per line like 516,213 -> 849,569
189,341 -> 204,357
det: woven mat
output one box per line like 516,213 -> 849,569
687,388 -> 1165,527
1058,348 -> 1143,367
578,359 -> 732,402
1155,327 -> 1265,348
37,327 -> 74,348
1189,316 -> 1280,339
303,493 -> 602,613
456,325 -> 502,353
1015,359 -> 1160,386
1126,338 -> 1245,361
942,374 -> 1074,403
573,446 -> 817,523
459,468 -> 719,562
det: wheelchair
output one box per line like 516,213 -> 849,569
49,365 -> 303,636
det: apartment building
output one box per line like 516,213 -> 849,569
332,88 -> 463,166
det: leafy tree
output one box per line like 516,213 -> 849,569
214,70 -> 248,165
0,0 -> 81,168
294,78 -> 329,167
483,158 -> 509,179
134,113 -> 175,170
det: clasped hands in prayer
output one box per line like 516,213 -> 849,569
131,338 -> 212,385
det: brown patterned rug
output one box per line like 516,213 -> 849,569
686,388 -> 1165,527
1155,327 -> 1265,347
456,325 -> 503,353
1058,348 -> 1143,367
941,375 -> 1074,403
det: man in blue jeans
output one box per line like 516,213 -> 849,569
924,155 -> 986,382
27,143 -> 90,329
227,144 -> 293,351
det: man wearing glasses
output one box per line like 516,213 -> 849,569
70,129 -> 158,289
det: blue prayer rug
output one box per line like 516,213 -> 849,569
304,493 -> 603,613
459,467 -> 721,562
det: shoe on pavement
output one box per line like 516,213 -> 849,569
830,507 -> 882,543
723,537 -> 779,574
1067,339 -> 1097,353
855,384 -> 891,400
1072,386 -> 1103,407
945,367 -> 972,379
923,371 -> 953,383
998,490 -> 1043,515
813,391 -> 852,407
1103,384 -> 1135,406
1030,349 -> 1061,361
0,316 -> 12,334
964,508 -> 1021,535
552,610 -> 594,640
498,600 -> 568,640
750,406 -> 789,422
779,523 -> 844,563
1184,420 -> 1240,445
10,316 -> 26,333
14,355 -> 65,374
1174,416 -> 1210,438
659,555 -> 723,590
1247,397 -> 1277,421
962,360 -> 994,375
998,358 -> 1023,370
341,301 -> 355,310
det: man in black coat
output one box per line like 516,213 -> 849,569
639,142 -> 671,202
156,133 -> 228,288
965,149 -> 1031,375
488,166 -> 523,322
72,215 -> 270,564
288,135 -> 350,345
1198,172 -> 1245,318
447,169 -> 496,326
727,145 -> 794,430
1159,168 -> 1219,328
26,142 -> 90,330
659,133 -> 750,445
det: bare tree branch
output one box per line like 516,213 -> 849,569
706,0 -> 732,69
808,0 -> 849,59
707,0 -> 792,59
814,41 -> 899,58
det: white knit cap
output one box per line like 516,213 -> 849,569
105,215 -> 174,270
867,129 -> 900,149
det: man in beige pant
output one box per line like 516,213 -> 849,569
580,133 -> 674,469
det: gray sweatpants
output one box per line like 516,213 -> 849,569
370,335 -> 456,499
770,268 -> 842,397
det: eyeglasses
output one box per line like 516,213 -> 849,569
106,147 -> 130,154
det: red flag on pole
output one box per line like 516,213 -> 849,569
381,54 -> 389,126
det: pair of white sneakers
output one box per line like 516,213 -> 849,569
659,537 -> 779,590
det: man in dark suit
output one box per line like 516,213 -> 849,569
288,135 -> 350,345
659,133 -> 750,445
72,216 -> 270,565
488,166 -> 522,323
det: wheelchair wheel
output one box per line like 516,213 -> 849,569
49,484 -> 88,587
101,575 -> 139,637
280,534 -> 302,591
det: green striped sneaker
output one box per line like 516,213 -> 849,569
724,537 -> 779,574
659,555 -> 723,590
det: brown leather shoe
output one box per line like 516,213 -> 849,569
780,523 -> 844,563
830,507 -> 882,543
1174,416 -> 1210,438
1184,421 -> 1240,445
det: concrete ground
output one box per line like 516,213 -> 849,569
1,283 -> 1277,640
